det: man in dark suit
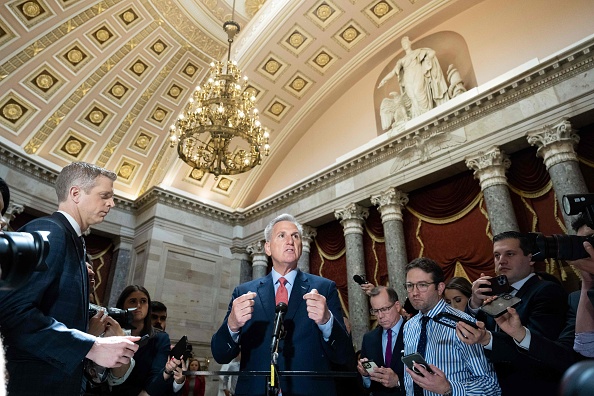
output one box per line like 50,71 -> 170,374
459,231 -> 567,396
357,286 -> 405,396
211,213 -> 354,396
0,162 -> 139,395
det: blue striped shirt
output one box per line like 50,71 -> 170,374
403,299 -> 501,396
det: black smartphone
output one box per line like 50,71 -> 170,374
134,334 -> 150,348
169,335 -> 188,359
483,275 -> 511,296
401,352 -> 434,377
433,311 -> 479,329
480,294 -> 521,317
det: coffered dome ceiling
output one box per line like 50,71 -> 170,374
0,0 -> 480,210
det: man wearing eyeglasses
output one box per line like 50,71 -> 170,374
357,286 -> 405,396
402,257 -> 500,396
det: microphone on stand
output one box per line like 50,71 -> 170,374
271,302 -> 288,353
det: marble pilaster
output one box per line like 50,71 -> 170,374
105,236 -> 134,306
297,225 -> 317,273
465,146 -> 519,235
527,119 -> 588,230
370,188 -> 409,302
247,241 -> 268,280
231,246 -> 252,284
335,203 -> 369,349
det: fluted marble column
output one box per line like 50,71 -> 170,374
466,146 -> 519,235
335,203 -> 370,349
247,241 -> 268,280
297,225 -> 317,273
371,188 -> 409,302
231,246 -> 252,284
527,119 -> 588,230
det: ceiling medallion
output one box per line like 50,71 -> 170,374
169,1 -> 270,178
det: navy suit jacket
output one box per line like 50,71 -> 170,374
211,270 -> 354,396
0,212 -> 96,395
477,275 -> 567,396
360,323 -> 405,396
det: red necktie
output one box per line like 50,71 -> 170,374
276,277 -> 288,305
385,329 -> 393,367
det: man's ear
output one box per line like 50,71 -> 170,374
70,185 -> 82,203
437,281 -> 446,296
264,241 -> 271,257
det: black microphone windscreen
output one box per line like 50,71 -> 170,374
353,274 -> 366,285
275,302 -> 288,313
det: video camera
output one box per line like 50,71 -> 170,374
88,303 -> 136,329
0,231 -> 50,290
529,194 -> 594,261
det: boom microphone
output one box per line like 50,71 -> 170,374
353,274 -> 368,285
271,302 -> 288,352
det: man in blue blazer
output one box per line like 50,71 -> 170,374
0,162 -> 139,395
211,213 -> 354,396
357,286 -> 405,396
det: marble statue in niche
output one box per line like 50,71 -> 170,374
378,36 -> 467,132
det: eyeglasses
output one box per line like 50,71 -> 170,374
404,282 -> 436,292
369,302 -> 396,316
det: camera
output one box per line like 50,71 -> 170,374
528,194 -> 594,261
88,303 -> 136,329
0,231 -> 50,290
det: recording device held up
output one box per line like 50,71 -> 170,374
528,194 -> 594,261
0,231 -> 50,290
353,274 -> 368,285
88,303 -> 136,329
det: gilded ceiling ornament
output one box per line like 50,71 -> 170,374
135,135 -> 150,149
191,168 -> 204,180
118,164 -> 133,179
80,83 -> 91,96
125,114 -> 135,125
342,27 -> 358,42
105,59 -> 115,71
122,10 -> 136,23
289,32 -> 304,48
373,2 -> 390,17
265,59 -> 280,74
22,2 -> 41,18
245,0 -> 266,17
3,103 -> 23,120
66,20 -> 75,32
316,5 -> 333,21
64,139 -> 82,155
67,49 -> 83,64
291,78 -> 306,91
95,28 -> 110,42
270,102 -> 284,115
33,41 -> 44,55
49,114 -> 64,126
153,41 -> 165,53
185,64 -> 196,76
132,62 -> 145,74
35,73 -> 54,89
153,108 -> 166,121
316,53 -> 330,66
111,84 -> 126,98
88,110 -> 105,124
217,178 -> 231,191
169,86 -> 181,97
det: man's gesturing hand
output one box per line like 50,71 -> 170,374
303,289 -> 331,325
86,336 -> 139,368
227,291 -> 257,333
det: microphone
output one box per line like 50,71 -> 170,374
271,302 -> 288,352
353,274 -> 368,285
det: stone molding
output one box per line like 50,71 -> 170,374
371,188 -> 409,223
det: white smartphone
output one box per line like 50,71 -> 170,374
362,360 -> 378,374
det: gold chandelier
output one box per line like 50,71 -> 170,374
169,6 -> 269,178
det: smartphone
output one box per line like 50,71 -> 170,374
480,294 -> 521,317
169,335 -> 188,359
135,334 -> 150,348
483,275 -> 511,296
433,311 -> 478,329
401,352 -> 434,377
362,360 -> 378,374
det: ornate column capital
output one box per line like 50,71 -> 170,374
3,202 -> 24,226
371,188 -> 409,223
526,119 -> 580,169
301,225 -> 317,253
247,241 -> 268,266
465,146 -> 511,189
335,203 -> 369,236
230,245 -> 250,260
